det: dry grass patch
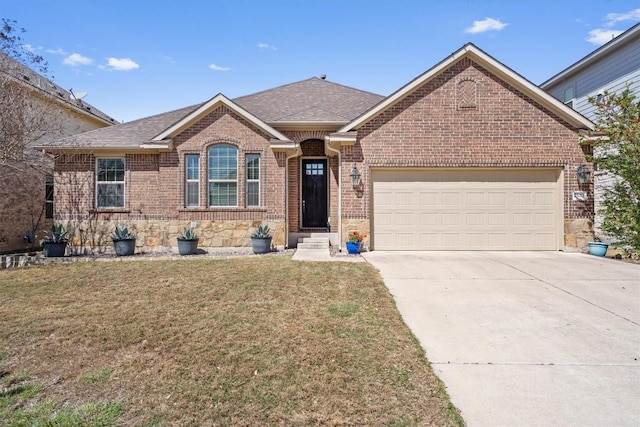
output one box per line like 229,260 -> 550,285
0,257 -> 463,426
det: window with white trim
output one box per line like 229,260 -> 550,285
246,154 -> 260,206
185,154 -> 200,207
208,144 -> 237,207
96,158 -> 125,208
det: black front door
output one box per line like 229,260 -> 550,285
301,159 -> 328,228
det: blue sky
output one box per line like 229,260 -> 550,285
3,0 -> 639,122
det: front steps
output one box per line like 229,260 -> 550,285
296,237 -> 330,250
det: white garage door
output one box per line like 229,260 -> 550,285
372,169 -> 562,250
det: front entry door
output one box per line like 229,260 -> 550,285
302,159 -> 328,228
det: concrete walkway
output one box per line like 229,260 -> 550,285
362,251 -> 640,427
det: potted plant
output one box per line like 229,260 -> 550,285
587,240 -> 609,257
346,230 -> 366,254
251,224 -> 272,254
177,225 -> 199,255
41,223 -> 69,257
112,224 -> 136,256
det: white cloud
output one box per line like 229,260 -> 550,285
160,55 -> 175,64
209,63 -> 231,71
105,57 -> 139,71
46,48 -> 67,55
465,18 -> 508,34
63,53 -> 93,66
586,28 -> 624,45
605,8 -> 640,26
258,43 -> 277,50
22,44 -> 39,52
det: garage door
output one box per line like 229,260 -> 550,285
372,169 -> 562,250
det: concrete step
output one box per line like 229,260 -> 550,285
298,237 -> 330,244
297,237 -> 330,250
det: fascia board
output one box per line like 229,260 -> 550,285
340,44 -> 594,133
152,94 -> 290,142
541,23 -> 640,89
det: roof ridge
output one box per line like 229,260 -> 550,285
233,77 -> 321,101
273,104 -> 351,121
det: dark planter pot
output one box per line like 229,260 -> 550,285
251,236 -> 272,254
113,238 -> 136,256
43,241 -> 68,257
178,238 -> 199,255
588,242 -> 609,257
346,241 -> 361,254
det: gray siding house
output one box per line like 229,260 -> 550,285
541,22 -> 640,240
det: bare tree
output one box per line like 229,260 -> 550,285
0,19 -> 64,250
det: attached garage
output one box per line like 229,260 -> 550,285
372,168 -> 563,250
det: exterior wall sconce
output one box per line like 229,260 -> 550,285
577,164 -> 590,185
350,164 -> 361,187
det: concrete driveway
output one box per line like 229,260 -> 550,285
362,251 -> 640,427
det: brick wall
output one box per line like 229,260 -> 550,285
52,106 -> 289,250
343,58 -> 593,231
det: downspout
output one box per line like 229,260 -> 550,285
324,139 -> 342,250
284,146 -> 300,248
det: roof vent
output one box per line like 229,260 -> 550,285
320,74 -> 326,80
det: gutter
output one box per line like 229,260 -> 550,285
324,139 -> 342,250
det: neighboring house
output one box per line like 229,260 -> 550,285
541,23 -> 640,240
38,43 -> 594,253
0,51 -> 116,253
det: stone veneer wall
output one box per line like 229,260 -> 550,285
63,219 -> 285,254
564,218 -> 595,252
341,218 -> 370,251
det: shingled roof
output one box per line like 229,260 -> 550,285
234,77 -> 384,124
0,51 -> 116,125
38,103 -> 202,150
38,77 -> 384,150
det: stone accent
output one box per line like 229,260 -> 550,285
564,219 -> 594,252
62,219 -> 285,254
342,219 -> 370,252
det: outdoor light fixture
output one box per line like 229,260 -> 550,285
577,164 -> 590,185
350,164 -> 361,187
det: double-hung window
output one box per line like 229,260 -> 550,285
185,154 -> 200,207
208,145 -> 237,207
96,158 -> 125,208
246,154 -> 260,206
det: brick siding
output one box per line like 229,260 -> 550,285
343,58 -> 593,224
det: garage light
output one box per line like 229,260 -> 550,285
577,164 -> 590,185
350,164 -> 361,187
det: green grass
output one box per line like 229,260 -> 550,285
0,257 -> 464,426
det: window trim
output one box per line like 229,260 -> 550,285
45,175 -> 54,219
246,153 -> 260,207
208,144 -> 238,207
185,154 -> 200,207
95,157 -> 126,209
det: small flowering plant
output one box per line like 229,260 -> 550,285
347,230 -> 367,243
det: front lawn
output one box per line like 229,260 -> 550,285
0,257 -> 463,426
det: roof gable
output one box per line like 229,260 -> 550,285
340,43 -> 594,133
234,77 -> 384,125
151,93 -> 290,143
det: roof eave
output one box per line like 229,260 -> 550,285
540,22 -> 640,89
270,121 -> 348,131
340,43 -> 594,133
152,94 -> 291,142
